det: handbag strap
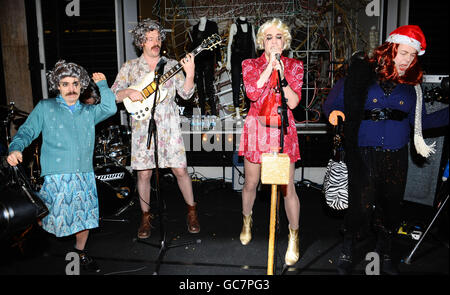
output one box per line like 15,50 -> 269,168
332,122 -> 345,162
10,164 -> 38,194
10,165 -> 48,216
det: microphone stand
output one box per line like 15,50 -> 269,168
137,59 -> 197,275
273,67 -> 290,274
276,68 -> 289,153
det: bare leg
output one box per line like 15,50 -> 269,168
241,159 -> 261,216
172,167 -> 195,206
75,229 -> 89,250
137,169 -> 153,212
282,163 -> 300,230
172,167 -> 200,233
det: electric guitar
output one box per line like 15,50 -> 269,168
123,34 -> 222,120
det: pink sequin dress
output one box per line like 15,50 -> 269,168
238,54 -> 304,164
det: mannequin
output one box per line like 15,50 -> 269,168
199,16 -> 207,31
226,16 -> 256,121
191,16 -> 221,117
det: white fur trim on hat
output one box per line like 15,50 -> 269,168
386,34 -> 425,55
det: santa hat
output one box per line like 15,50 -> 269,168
386,25 -> 426,55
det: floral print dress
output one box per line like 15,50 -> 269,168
112,56 -> 194,170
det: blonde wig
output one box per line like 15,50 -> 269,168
256,18 -> 292,51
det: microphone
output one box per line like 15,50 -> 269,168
274,53 -> 282,87
275,53 -> 281,62
154,57 -> 167,77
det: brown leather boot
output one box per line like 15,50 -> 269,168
137,211 -> 152,239
186,203 -> 200,234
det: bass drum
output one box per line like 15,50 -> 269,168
95,164 -> 135,218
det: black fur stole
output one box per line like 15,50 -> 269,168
343,53 -> 376,210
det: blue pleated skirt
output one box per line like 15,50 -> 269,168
39,172 -> 99,237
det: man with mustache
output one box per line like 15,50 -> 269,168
7,60 -> 117,272
112,19 -> 199,239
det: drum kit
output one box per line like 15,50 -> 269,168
94,125 -> 131,167
93,124 -> 135,219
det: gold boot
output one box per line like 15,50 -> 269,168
285,226 -> 299,266
239,213 -> 252,245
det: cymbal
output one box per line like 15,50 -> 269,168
0,104 -> 29,116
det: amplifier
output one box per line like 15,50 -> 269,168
404,74 -> 449,206
422,74 -> 449,104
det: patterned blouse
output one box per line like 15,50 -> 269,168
238,54 -> 304,163
111,55 -> 195,170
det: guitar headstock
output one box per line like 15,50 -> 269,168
201,34 -> 222,51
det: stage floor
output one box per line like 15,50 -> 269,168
0,178 -> 448,278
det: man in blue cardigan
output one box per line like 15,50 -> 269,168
7,60 -> 117,273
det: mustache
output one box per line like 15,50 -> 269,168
66,92 -> 78,96
151,45 -> 161,50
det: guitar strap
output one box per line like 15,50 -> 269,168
156,60 -> 166,84
153,58 -> 167,108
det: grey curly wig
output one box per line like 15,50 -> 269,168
46,60 -> 90,93
131,18 -> 166,49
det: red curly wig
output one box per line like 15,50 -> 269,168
369,42 -> 423,85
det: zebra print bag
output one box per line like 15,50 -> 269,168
323,159 -> 348,210
322,124 -> 348,210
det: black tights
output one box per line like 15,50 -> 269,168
345,146 -> 408,240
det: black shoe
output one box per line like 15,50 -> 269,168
336,253 -> 353,275
74,248 -> 100,273
337,232 -> 355,275
381,254 -> 399,275
375,228 -> 399,275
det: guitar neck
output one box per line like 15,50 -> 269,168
159,45 -> 205,84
